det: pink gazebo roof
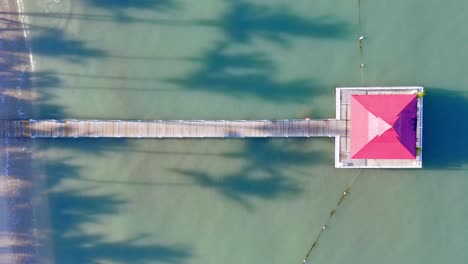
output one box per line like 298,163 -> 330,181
351,94 -> 418,159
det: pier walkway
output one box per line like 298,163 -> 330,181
0,119 -> 346,138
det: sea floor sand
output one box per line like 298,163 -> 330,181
0,1 -> 52,262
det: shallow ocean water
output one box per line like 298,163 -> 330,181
19,0 -> 468,263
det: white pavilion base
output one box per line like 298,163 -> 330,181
334,87 -> 424,169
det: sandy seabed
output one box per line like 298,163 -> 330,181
0,1 -> 52,263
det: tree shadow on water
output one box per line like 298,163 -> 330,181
224,138 -> 323,174
0,25 -> 106,118
0,24 -> 111,116
48,184 -> 191,264
167,2 -> 349,102
207,2 -> 349,45
84,0 -> 178,10
172,139 -> 324,210
27,29 -> 107,62
166,42 -> 318,102
0,12 -> 191,263
173,168 -> 300,211
83,0 -> 179,22
0,27 -> 106,64
35,142 -> 192,264
423,88 -> 468,169
3,139 -> 191,264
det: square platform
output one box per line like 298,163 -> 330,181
335,87 -> 424,168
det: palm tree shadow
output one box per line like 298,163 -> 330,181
423,88 -> 468,169
0,25 -> 107,64
0,12 -> 191,263
1,2 -> 349,261
166,42 -> 318,102
211,2 -> 349,45
84,0 -> 178,10
46,167 -> 191,264
4,143 -> 192,264
31,143 -> 193,264
168,2 -> 349,103
172,167 -> 300,211
29,29 -> 107,62
224,138 -> 324,169
171,139 -> 324,210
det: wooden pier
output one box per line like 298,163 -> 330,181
0,87 -> 422,169
0,119 -> 346,138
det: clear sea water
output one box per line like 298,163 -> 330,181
19,0 -> 468,263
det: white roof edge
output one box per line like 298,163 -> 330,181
336,86 -> 423,90
336,166 -> 422,169
335,86 -> 424,169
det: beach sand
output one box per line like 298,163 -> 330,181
0,1 -> 52,263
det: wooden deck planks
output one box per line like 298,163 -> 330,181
0,119 -> 346,138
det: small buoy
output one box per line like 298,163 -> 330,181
322,225 -> 326,230
343,191 -> 347,195
360,64 -> 365,67
358,35 -> 364,40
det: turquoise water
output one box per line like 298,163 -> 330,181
18,0 -> 468,263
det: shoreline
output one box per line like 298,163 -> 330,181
0,0 -> 52,263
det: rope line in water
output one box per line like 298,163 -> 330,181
302,169 -> 362,263
302,1 -> 366,262
358,0 -> 365,86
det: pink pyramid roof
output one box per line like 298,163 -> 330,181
351,94 -> 418,159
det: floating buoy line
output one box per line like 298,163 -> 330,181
358,0 -> 365,86
302,169 -> 362,264
302,1 -> 367,261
